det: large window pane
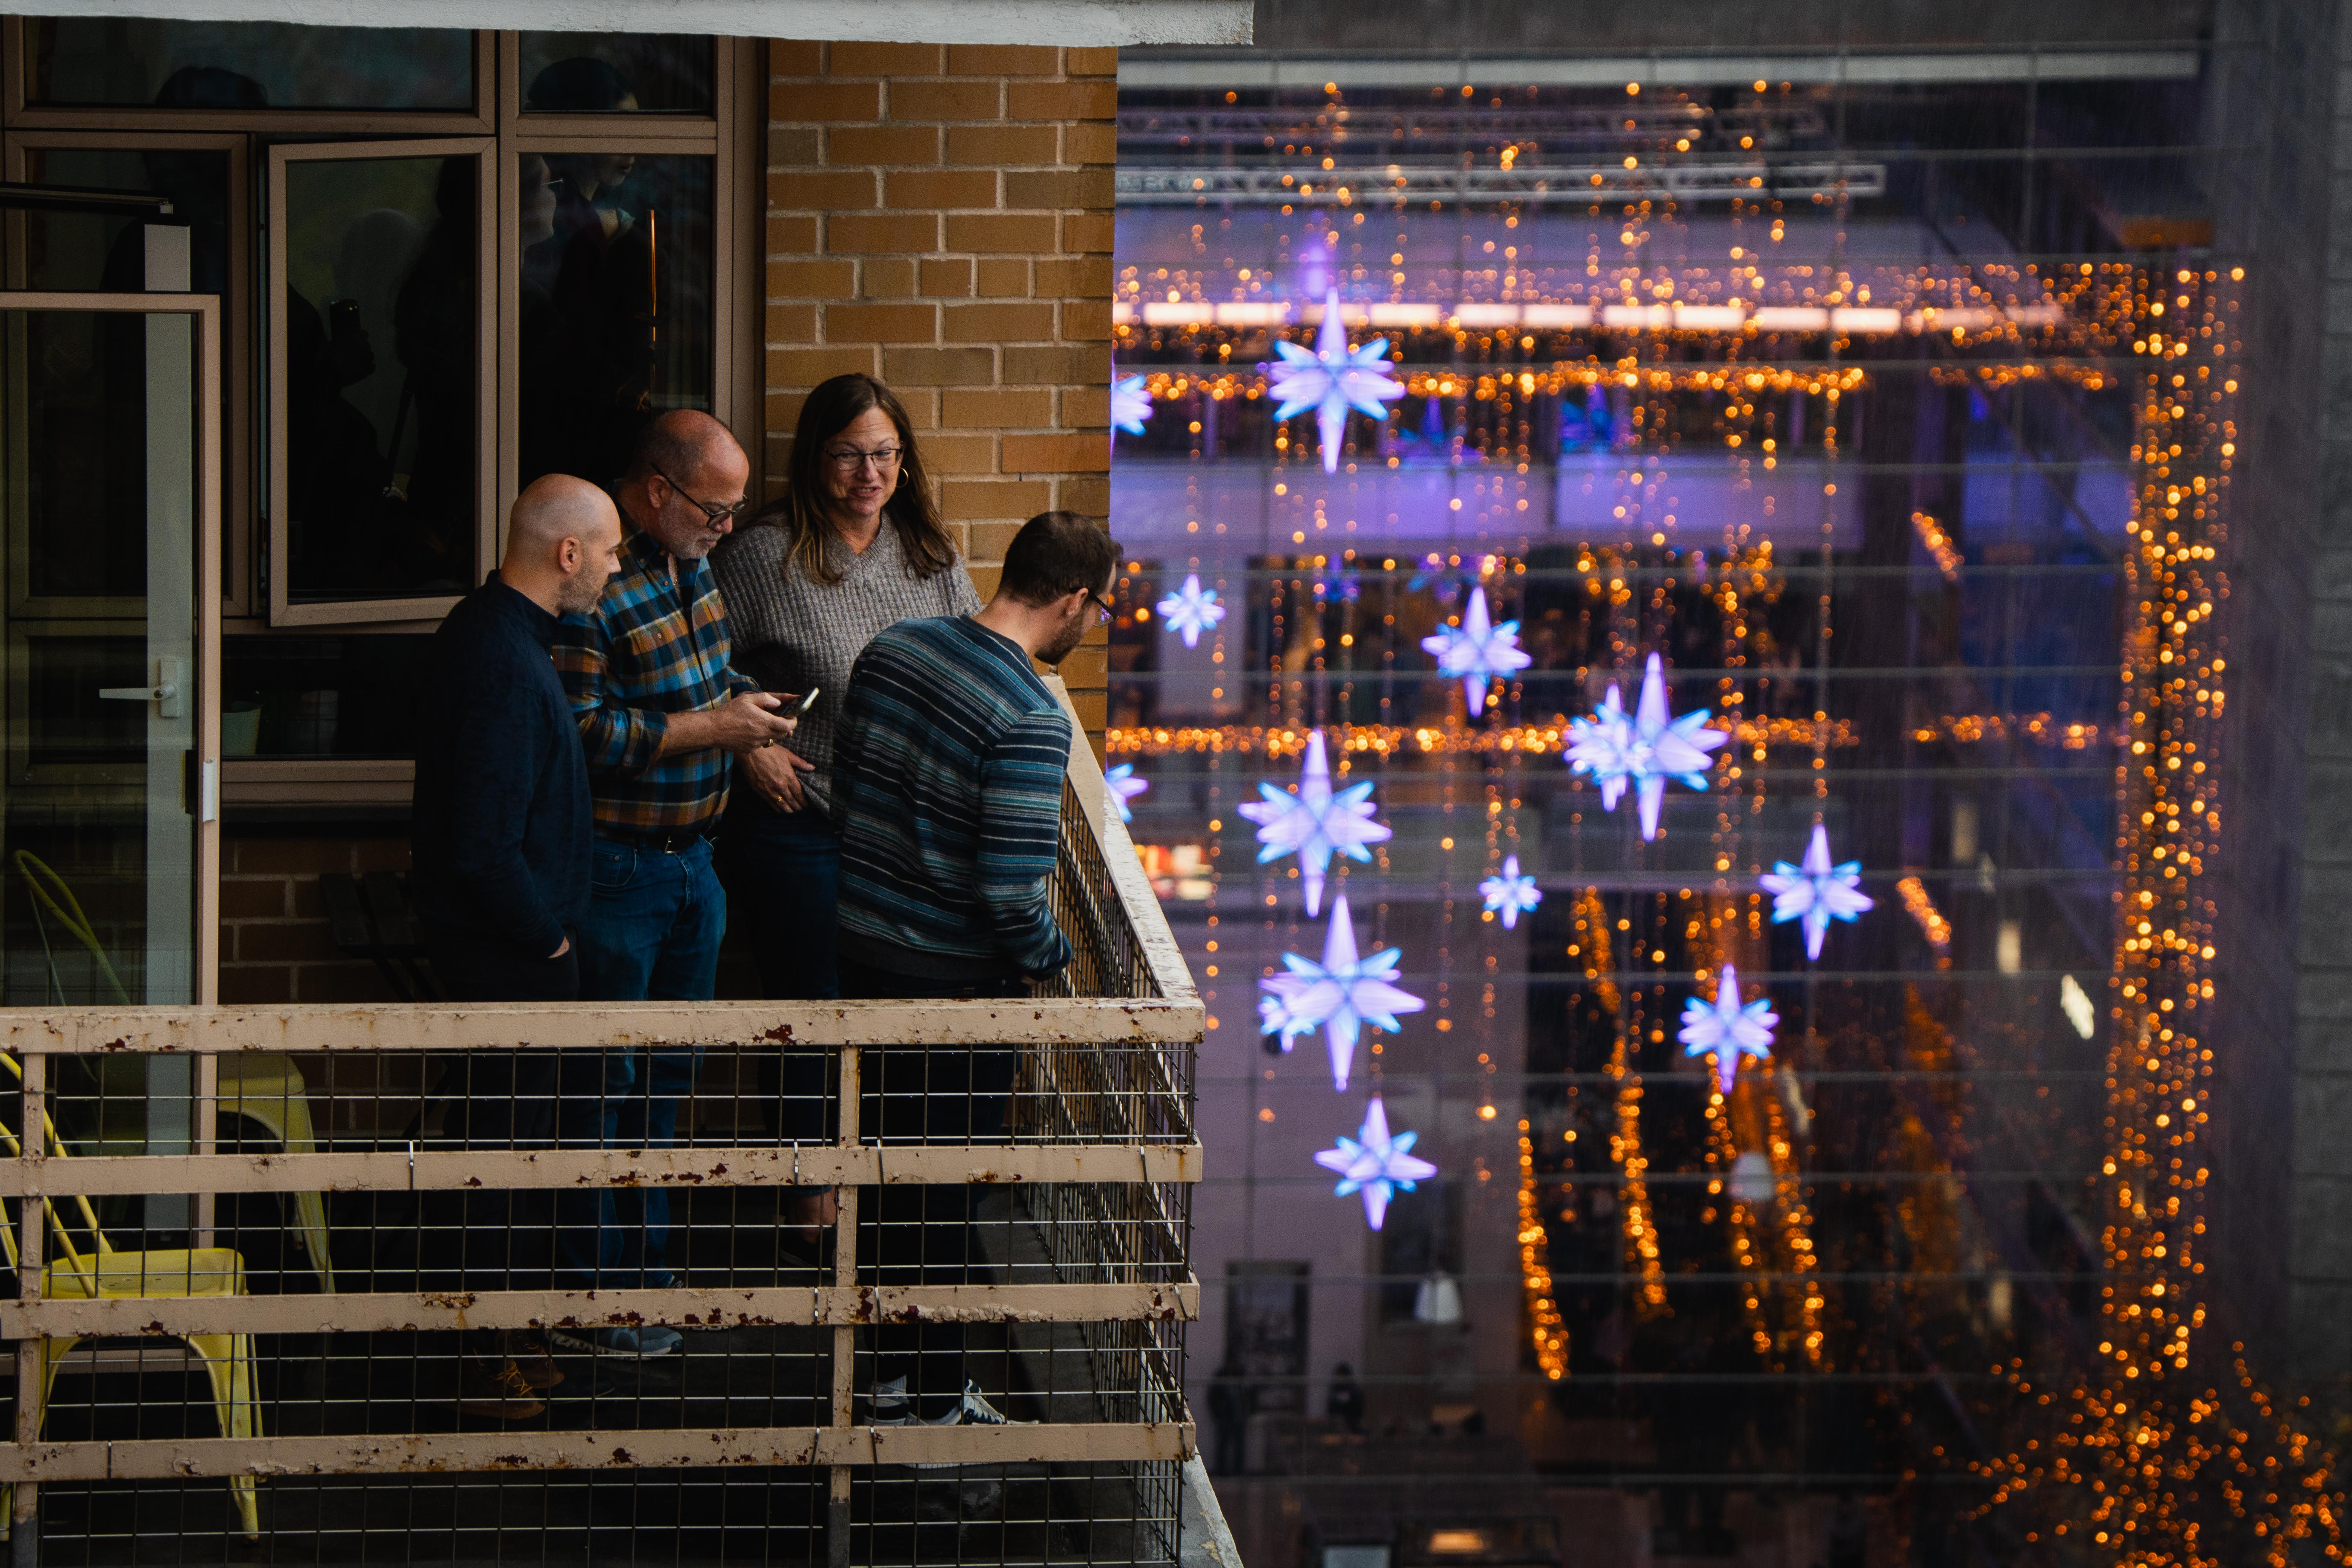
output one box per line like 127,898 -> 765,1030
24,19 -> 472,111
516,150 -> 712,489
280,153 -> 477,605
517,34 -> 714,115
221,634 -> 431,756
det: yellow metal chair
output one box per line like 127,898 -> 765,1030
213,1056 -> 335,1293
0,1053 -> 260,1539
16,852 -> 334,1291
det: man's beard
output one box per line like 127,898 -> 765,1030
556,571 -> 607,615
1037,608 -> 1089,666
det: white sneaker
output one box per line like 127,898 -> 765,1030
874,1381 -> 1029,1468
929,1381 -> 1027,1428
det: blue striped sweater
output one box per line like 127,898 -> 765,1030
832,615 -> 1074,981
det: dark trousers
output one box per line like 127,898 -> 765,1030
418,924 -> 575,1322
837,955 -> 1023,1414
715,805 -> 838,1194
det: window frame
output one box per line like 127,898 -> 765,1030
0,24 -> 763,803
264,134 -> 498,628
1,130 -> 252,619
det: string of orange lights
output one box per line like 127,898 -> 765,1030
1966,268 -> 2346,1565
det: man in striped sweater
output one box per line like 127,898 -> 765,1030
830,509 -> 1119,1433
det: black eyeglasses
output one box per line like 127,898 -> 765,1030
651,464 -> 749,523
1089,591 -> 1116,626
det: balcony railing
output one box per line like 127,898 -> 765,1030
0,681 -> 1204,1566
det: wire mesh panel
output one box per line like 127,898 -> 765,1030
0,692 -> 1202,1567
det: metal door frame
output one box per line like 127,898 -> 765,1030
0,290 -> 222,1002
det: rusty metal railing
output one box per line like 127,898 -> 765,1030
0,681 -> 1201,1566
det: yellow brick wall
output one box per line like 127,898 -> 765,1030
766,41 -> 1117,748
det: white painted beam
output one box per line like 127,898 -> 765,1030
33,0 -> 1251,45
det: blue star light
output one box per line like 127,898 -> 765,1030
1315,1095 -> 1437,1231
1563,652 -> 1730,840
1419,586 -> 1532,717
1478,854 -> 1543,930
1112,373 -> 1152,436
1258,893 -> 1426,1091
1154,573 -> 1225,649
1268,289 -> 1407,474
1105,763 -> 1148,824
1758,823 -> 1875,961
1677,962 -> 1780,1096
1236,731 -> 1391,917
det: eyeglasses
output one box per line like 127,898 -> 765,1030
650,464 -> 749,523
823,445 -> 904,473
1089,591 -> 1116,626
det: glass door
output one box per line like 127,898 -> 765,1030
0,293 -> 221,1015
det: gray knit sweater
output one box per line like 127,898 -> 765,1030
710,521 -> 982,818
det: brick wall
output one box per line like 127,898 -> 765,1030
218,831 -> 410,1005
765,41 -> 1118,748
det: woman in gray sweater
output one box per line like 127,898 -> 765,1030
712,372 -> 980,1002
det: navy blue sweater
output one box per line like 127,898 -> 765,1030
411,578 -> 591,958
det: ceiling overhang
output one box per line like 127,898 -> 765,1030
26,0 -> 1252,46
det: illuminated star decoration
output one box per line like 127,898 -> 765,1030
1478,855 -> 1542,930
1105,763 -> 1148,824
1268,288 -> 1407,474
1562,652 -> 1729,840
1257,893 -> 1425,1091
1314,1095 -> 1437,1231
1111,373 -> 1152,436
1418,586 -> 1532,717
1236,730 -> 1391,917
1677,962 -> 1779,1096
1758,822 -> 1875,961
1153,573 -> 1225,649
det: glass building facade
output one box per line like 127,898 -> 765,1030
1110,17 -> 2325,1565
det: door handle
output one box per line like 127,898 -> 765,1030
98,657 -> 184,720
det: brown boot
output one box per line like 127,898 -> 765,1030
454,1356 -> 545,1420
501,1329 -> 564,1391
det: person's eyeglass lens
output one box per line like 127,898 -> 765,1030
826,446 -> 903,472
652,465 -> 748,523
1090,591 -> 1115,626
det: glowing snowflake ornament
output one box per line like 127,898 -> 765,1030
1563,653 -> 1729,840
1105,763 -> 1148,824
1315,1095 -> 1437,1231
1111,373 -> 1152,436
1677,962 -> 1779,1095
1758,823 -> 1875,961
1419,586 -> 1532,716
1268,289 -> 1406,473
1154,573 -> 1225,649
1478,855 -> 1542,930
1258,893 -> 1424,1091
1236,731 -> 1390,917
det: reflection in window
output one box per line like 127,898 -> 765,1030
24,19 -> 471,111
518,35 -> 714,115
516,151 -> 712,490
21,147 -> 231,296
282,156 -> 477,604
6,310 -> 152,602
222,634 -> 432,756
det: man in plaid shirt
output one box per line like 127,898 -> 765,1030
550,410 -> 797,1354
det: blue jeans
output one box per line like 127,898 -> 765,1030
558,835 -> 725,1288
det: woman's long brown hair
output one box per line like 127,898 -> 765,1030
752,373 -> 958,586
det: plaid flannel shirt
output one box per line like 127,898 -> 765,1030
553,530 -> 756,835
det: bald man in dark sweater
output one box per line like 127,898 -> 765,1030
411,474 -> 622,1419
